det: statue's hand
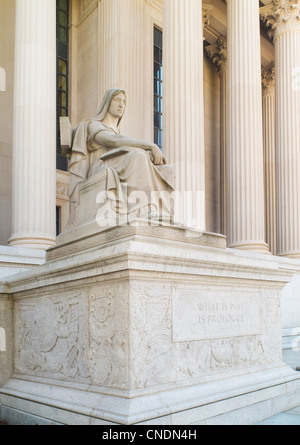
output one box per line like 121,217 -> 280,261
151,144 -> 167,165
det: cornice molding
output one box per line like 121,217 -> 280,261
203,3 -> 214,28
145,0 -> 163,14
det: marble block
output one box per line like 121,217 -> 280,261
1,224 -> 300,425
0,291 -> 13,386
67,170 -> 107,229
0,246 -> 46,280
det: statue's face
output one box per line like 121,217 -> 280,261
108,92 -> 126,119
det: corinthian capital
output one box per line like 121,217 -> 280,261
260,0 -> 300,38
206,36 -> 227,72
262,65 -> 275,95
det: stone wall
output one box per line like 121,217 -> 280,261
0,0 -> 15,246
0,289 -> 13,386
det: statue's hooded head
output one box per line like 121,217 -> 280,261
95,88 -> 127,127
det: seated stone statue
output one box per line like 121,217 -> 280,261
64,88 -> 174,228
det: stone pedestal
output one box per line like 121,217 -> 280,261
1,223 -> 300,425
0,290 -> 13,387
0,246 -> 45,280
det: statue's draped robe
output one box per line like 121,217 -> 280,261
68,120 -> 174,218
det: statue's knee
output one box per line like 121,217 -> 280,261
132,150 -> 149,164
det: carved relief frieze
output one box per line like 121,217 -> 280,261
89,285 -> 129,389
176,335 -> 267,380
15,293 -> 90,381
128,283 -> 277,390
261,295 -> 282,363
56,180 -> 69,199
14,281 -> 282,392
130,283 -> 175,389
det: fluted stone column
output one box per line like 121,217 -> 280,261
206,37 -> 227,236
226,0 -> 269,253
163,0 -> 206,230
261,1 -> 300,258
98,0 -> 144,140
9,0 -> 56,249
262,66 -> 276,256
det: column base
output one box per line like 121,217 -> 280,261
8,236 -> 56,251
278,251 -> 300,259
0,245 -> 46,280
228,241 -> 271,255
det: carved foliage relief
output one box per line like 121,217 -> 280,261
15,285 -> 130,389
130,283 -> 175,389
129,283 -> 282,390
15,293 -> 90,381
14,282 -> 282,392
89,284 -> 129,389
260,0 -> 300,38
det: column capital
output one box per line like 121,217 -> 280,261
262,65 -> 275,96
260,0 -> 300,39
206,36 -> 227,72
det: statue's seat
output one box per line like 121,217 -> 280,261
59,116 -> 75,159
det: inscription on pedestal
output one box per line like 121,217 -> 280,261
172,289 -> 261,342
